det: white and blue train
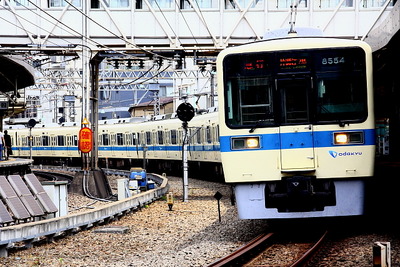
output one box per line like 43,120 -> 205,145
6,35 -> 376,220
217,36 -> 375,219
6,111 -> 222,177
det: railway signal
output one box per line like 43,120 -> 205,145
176,101 -> 195,202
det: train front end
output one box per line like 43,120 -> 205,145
217,37 -> 375,219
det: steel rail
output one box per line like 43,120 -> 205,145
290,230 -> 329,267
207,232 -> 275,267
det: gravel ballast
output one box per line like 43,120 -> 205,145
0,176 -> 268,266
1,175 -> 399,266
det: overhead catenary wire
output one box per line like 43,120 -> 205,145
2,1 -> 181,89
174,0 -> 199,46
8,0 -> 172,62
62,0 -> 175,61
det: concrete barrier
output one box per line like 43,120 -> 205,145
0,173 -> 169,257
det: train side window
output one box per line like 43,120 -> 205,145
171,130 -> 177,145
42,136 -> 49,146
102,134 -> 109,146
158,131 -> 164,145
206,126 -> 212,144
146,131 -> 151,145
216,125 -> 220,143
57,135 -> 65,146
73,135 -> 78,146
116,133 -> 124,146
141,132 -> 145,145
196,128 -> 202,144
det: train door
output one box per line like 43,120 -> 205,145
277,76 -> 315,170
50,135 -> 57,156
165,130 -> 171,158
111,133 -> 118,157
125,132 -> 134,158
66,135 -> 74,157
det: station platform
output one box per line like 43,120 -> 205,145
0,158 -> 33,176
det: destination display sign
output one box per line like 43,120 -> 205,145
279,57 -> 308,71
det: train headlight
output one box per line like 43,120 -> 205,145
231,136 -> 260,150
333,132 -> 364,145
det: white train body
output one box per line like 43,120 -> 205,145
7,112 -> 220,168
217,37 -> 375,219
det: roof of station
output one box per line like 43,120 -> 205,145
0,55 -> 35,93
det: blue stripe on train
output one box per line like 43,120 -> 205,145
14,145 -> 220,153
220,129 -> 376,152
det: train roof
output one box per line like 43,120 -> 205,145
5,108 -> 218,131
218,36 -> 372,58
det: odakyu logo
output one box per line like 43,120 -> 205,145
328,150 -> 363,158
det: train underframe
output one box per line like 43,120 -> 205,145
234,177 -> 367,219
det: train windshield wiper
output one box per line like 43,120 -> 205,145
249,120 -> 267,133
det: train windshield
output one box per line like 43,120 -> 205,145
223,47 -> 368,128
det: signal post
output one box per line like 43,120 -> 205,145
176,101 -> 195,202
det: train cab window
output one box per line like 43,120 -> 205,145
315,74 -> 367,122
226,77 -> 274,126
314,48 -> 367,123
278,77 -> 310,124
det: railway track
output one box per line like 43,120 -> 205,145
33,170 -> 75,183
208,230 -> 328,267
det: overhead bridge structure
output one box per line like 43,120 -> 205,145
0,0 -> 397,53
